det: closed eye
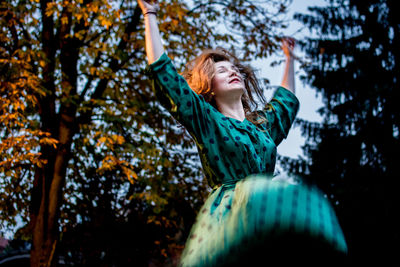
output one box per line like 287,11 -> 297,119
217,67 -> 228,73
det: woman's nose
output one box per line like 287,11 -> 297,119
229,69 -> 239,77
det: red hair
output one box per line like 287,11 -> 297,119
182,48 -> 267,124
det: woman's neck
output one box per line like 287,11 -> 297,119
216,98 -> 245,121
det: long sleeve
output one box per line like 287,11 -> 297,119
146,53 -> 214,141
262,87 -> 300,146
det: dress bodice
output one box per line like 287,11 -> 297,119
147,53 -> 299,187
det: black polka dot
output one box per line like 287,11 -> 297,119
222,117 -> 228,121
235,142 -> 239,147
235,136 -> 240,140
229,152 -> 236,157
209,139 -> 215,144
184,89 -> 189,94
246,126 -> 252,130
263,146 -> 266,152
277,192 -> 283,205
174,76 -> 179,81
229,125 -> 233,129
223,136 -> 229,141
163,77 -> 168,82
214,155 -> 220,161
186,101 -> 192,107
206,109 -> 210,114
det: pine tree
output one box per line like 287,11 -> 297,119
289,0 -> 400,264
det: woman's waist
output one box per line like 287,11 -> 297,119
213,173 -> 274,190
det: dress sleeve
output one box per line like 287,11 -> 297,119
146,53 -> 212,140
262,86 -> 300,146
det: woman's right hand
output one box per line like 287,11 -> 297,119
137,0 -> 159,14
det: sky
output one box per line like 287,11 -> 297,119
255,0 -> 327,160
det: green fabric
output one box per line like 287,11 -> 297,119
147,53 -> 347,266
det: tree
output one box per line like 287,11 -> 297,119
1,0 -> 292,265
285,0 -> 400,265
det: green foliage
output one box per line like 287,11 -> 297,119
284,0 -> 400,265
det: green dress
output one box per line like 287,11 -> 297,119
147,53 -> 347,266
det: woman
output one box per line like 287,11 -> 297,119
137,1 -> 348,266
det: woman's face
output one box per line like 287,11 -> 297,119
211,61 -> 245,98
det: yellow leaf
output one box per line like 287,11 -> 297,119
99,16 -> 112,29
122,166 -> 138,184
112,134 -> 125,145
75,13 -> 82,21
61,16 -> 68,25
89,4 -> 98,13
90,67 -> 96,75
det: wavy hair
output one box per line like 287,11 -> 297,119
182,48 -> 267,125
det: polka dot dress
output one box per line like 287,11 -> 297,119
147,53 -> 347,266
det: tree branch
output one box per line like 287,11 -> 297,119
77,4 -> 142,125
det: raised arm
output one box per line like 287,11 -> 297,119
280,37 -> 296,94
137,0 -> 164,64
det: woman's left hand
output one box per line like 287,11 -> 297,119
281,37 -> 296,58
137,0 -> 159,15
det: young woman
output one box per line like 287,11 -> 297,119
137,1 -> 348,266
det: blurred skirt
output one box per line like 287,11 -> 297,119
179,174 -> 348,267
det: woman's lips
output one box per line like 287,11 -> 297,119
229,78 -> 241,84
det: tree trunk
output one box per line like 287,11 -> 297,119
30,120 -> 75,266
30,2 -> 79,264
28,3 -> 141,265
